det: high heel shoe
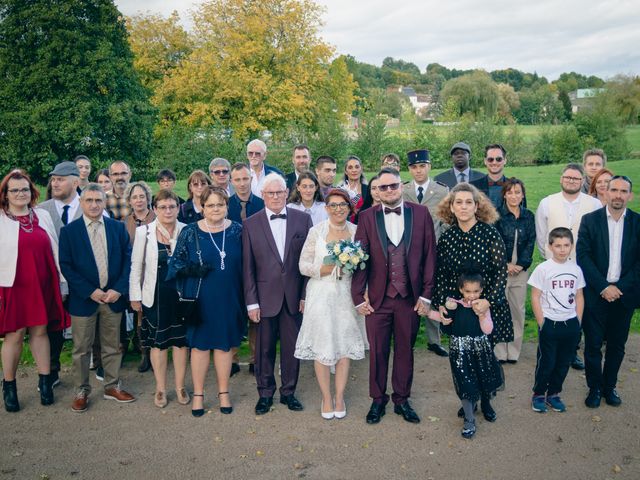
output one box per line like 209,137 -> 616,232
154,391 -> 167,408
2,379 -> 20,412
38,374 -> 54,406
333,398 -> 346,419
218,392 -> 233,414
191,393 -> 205,417
321,400 -> 334,420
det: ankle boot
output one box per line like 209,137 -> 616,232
138,348 -> 152,373
2,379 -> 20,412
38,374 -> 54,406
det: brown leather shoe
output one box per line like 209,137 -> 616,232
103,383 -> 136,403
71,391 -> 89,413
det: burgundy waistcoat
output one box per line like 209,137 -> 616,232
385,238 -> 412,298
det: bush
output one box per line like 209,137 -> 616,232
533,127 -> 554,164
551,124 -> 583,163
574,96 -> 629,161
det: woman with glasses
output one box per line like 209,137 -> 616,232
338,155 -> 369,222
178,170 -> 212,224
287,171 -> 328,225
295,188 -> 367,420
168,186 -> 244,417
0,170 -> 69,412
130,189 -> 189,408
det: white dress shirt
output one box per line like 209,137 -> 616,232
455,168 -> 471,184
415,180 -> 430,200
54,194 -> 80,223
265,207 -> 286,261
606,207 -> 626,283
287,201 -> 328,225
250,165 -> 266,198
383,201 -> 405,246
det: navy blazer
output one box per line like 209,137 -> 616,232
577,207 -> 640,310
285,171 -> 297,192
228,193 -> 265,223
59,216 -> 131,316
434,168 -> 484,189
470,174 -> 528,209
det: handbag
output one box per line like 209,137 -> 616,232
177,229 -> 204,327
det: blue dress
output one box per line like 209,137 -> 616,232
168,222 -> 244,351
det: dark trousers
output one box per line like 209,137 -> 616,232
48,330 -> 65,374
583,295 -> 634,392
533,317 -> 580,396
365,295 -> 419,405
255,301 -> 302,398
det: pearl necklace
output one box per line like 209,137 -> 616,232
204,218 -> 226,270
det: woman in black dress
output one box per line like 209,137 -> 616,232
129,190 -> 189,408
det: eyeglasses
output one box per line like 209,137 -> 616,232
7,188 -> 30,195
561,176 -> 582,183
210,169 -> 229,176
486,157 -> 504,163
156,205 -> 178,211
247,151 -> 263,157
263,190 -> 287,198
377,183 -> 401,192
204,203 -> 226,210
326,202 -> 350,210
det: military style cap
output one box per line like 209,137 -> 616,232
407,149 -> 430,165
49,161 -> 80,177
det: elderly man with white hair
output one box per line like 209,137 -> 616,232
242,173 -> 313,415
246,139 -> 284,198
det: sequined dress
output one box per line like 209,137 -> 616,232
444,304 -> 504,402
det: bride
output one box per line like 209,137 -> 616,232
295,188 -> 368,420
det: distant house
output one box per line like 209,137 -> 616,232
568,88 -> 605,114
396,86 -> 434,116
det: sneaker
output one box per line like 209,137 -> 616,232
461,418 -> 476,439
546,395 -> 566,412
531,395 -> 548,413
95,367 -> 104,382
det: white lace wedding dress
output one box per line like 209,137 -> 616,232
294,220 -> 368,366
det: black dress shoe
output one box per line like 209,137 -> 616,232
280,394 -> 304,411
366,402 -> 386,424
585,388 -> 601,408
506,360 -> 518,364
255,396 -> 273,415
571,354 -> 585,370
137,351 -> 152,373
481,399 -> 497,422
457,403 -> 478,418
427,343 -> 449,357
394,401 -> 421,423
604,389 -> 622,407
230,363 -> 240,377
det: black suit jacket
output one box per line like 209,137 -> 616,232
577,208 -> 640,310
285,172 -> 297,192
470,174 -> 527,209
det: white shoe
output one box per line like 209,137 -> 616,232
321,400 -> 334,420
334,398 -> 346,419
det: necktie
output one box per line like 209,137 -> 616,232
270,213 -> 287,221
240,201 -> 247,221
417,186 -> 424,204
89,221 -> 108,289
458,172 -> 466,184
61,205 -> 70,225
384,207 -> 401,215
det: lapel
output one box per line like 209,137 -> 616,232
259,211 -> 283,265
104,219 -> 115,272
599,209 -> 610,263
619,210 -> 632,268
79,220 -> 100,279
374,208 -> 388,258
283,208 -> 293,265
403,204 -> 413,253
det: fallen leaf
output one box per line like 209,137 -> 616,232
508,394 -> 517,399
11,451 -> 23,457
256,450 -> 265,456
556,436 -> 563,443
40,475 -> 50,480
612,464 -> 622,473
428,416 -> 440,422
239,454 -> 248,459
429,451 -> 434,455
362,442 -> 370,449
295,446 -> 303,452
630,368 -> 638,373
592,415 -> 602,422
294,463 -> 305,470
214,436 -> 222,443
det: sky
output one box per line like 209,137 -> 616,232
115,0 -> 640,81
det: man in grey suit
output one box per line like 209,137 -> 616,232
402,149 -> 449,358
433,142 -> 484,189
38,161 -> 83,387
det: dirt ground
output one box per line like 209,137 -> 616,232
1,336 -> 639,480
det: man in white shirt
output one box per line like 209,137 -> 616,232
247,139 -> 284,198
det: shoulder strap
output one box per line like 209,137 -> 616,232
140,225 -> 149,290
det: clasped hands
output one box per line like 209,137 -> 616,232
601,285 -> 622,302
90,288 -> 121,304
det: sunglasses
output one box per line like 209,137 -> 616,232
486,157 -> 504,163
210,169 -> 229,176
377,183 -> 401,192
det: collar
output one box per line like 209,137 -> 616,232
454,167 -> 471,178
265,206 -> 286,218
83,214 -> 104,226
54,194 -> 79,209
415,180 -> 430,190
606,206 -> 627,221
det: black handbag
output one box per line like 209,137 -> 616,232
177,230 -> 204,327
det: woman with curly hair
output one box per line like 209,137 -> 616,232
433,183 -> 511,423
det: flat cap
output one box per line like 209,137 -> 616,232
450,142 -> 471,156
49,161 -> 80,177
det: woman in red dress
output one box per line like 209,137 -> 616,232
0,169 -> 69,412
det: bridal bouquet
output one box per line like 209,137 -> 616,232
323,239 -> 369,277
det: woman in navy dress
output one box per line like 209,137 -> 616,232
168,186 -> 243,417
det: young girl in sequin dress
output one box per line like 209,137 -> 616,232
434,272 -> 503,438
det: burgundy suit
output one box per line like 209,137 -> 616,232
351,202 -> 436,405
243,207 -> 313,397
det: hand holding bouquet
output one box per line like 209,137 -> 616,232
323,239 -> 369,279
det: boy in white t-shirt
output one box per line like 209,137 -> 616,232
528,227 -> 585,413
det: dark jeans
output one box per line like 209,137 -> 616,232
533,317 -> 580,396
583,295 -> 634,392
48,330 -> 65,374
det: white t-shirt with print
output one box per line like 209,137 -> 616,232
528,259 -> 585,321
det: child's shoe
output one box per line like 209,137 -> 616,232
546,395 -> 566,412
531,395 -> 548,413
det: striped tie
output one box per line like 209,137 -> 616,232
89,221 -> 108,289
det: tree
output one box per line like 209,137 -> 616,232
606,74 -> 640,125
496,83 -> 520,123
0,0 -> 156,181
439,70 -> 500,119
156,0 -> 355,138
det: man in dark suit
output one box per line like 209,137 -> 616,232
577,175 -> 640,409
470,144 -> 525,209
285,144 -> 312,191
434,142 -> 483,189
352,168 -> 437,424
243,173 -> 313,415
247,139 -> 284,198
39,161 -> 83,387
59,183 -> 135,412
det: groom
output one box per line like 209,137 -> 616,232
352,168 -> 437,424
243,173 -> 313,415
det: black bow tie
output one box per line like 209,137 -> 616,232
270,213 -> 287,221
384,207 -> 401,216
488,180 -> 505,187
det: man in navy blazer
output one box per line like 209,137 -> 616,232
434,142 -> 484,189
243,173 -> 312,415
59,183 -> 135,412
577,175 -> 640,409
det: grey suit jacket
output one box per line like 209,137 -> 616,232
433,168 -> 484,190
403,180 -> 449,240
38,198 -> 83,236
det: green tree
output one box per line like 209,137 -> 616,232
0,0 -> 156,181
440,70 -> 500,119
